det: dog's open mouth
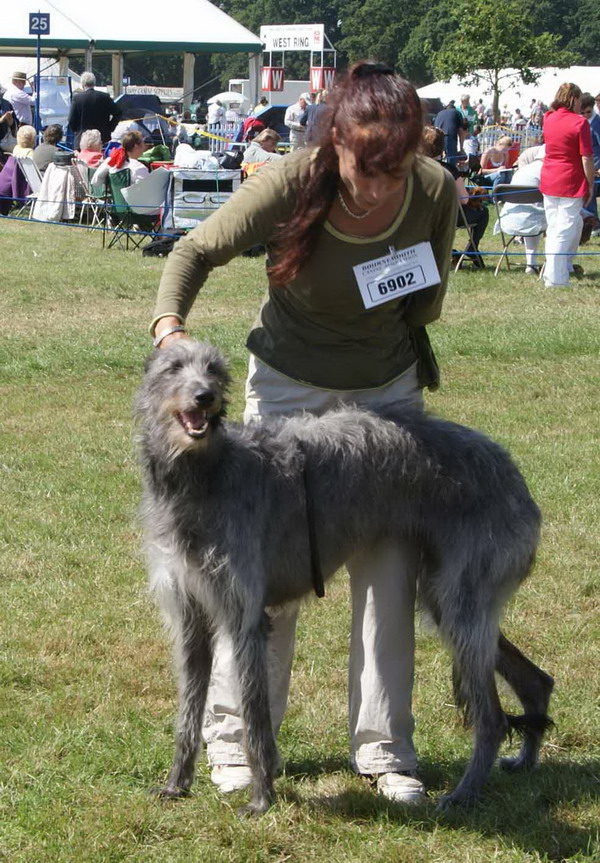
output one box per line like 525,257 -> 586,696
177,409 -> 211,438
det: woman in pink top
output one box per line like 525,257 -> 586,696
76,128 -> 103,167
540,83 -> 594,287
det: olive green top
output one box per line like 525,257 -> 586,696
152,149 -> 457,390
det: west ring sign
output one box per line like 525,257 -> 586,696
260,24 -> 324,52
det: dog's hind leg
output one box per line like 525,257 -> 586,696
152,599 -> 214,799
231,612 -> 278,817
496,631 -> 554,771
439,639 -> 509,810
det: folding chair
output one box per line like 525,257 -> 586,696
72,159 -> 105,230
101,168 -> 160,250
492,184 -> 544,276
15,157 -> 43,218
453,199 -> 480,271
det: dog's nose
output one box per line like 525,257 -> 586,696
193,389 -> 216,408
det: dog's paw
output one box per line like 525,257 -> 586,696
435,790 -> 476,812
499,754 -> 535,772
149,784 -> 189,801
237,797 -> 272,818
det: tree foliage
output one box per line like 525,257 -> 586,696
431,0 -> 577,119
74,0 -> 594,104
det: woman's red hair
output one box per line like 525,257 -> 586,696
268,61 -> 423,287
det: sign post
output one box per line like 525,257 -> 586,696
259,24 -> 336,98
29,11 -> 50,138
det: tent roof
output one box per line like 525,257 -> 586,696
0,1 -> 262,56
417,66 -> 600,113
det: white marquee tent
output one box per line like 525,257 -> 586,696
0,1 -> 263,106
418,66 -> 600,114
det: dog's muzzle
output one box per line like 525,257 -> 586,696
176,388 -> 218,438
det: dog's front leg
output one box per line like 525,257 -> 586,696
152,599 -> 214,799
232,613 -> 278,816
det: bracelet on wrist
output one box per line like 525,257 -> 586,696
153,325 -> 187,348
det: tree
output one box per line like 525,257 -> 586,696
430,0 -> 577,121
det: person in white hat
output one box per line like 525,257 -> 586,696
4,72 -> 35,125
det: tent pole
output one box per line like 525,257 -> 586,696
112,52 -> 123,98
248,53 -> 260,110
85,42 -> 94,72
183,53 -> 195,111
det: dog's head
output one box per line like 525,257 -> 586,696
136,340 -> 231,458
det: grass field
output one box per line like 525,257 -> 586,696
0,216 -> 599,862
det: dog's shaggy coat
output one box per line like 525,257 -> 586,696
136,340 -> 554,814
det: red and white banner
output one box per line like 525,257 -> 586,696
261,67 -> 285,92
310,67 -> 336,91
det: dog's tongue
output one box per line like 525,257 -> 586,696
181,409 -> 206,432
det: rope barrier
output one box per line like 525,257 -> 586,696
2,207 -> 600,257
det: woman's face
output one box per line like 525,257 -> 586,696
129,140 -> 145,159
260,137 -> 277,153
334,139 -> 414,211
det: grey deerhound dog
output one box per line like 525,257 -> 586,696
136,340 -> 554,815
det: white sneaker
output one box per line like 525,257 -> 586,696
375,771 -> 426,804
210,764 -> 253,793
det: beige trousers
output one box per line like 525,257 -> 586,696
203,356 -> 423,774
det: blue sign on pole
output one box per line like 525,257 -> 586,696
29,12 -> 50,34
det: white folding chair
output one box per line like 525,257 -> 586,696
15,156 -> 43,218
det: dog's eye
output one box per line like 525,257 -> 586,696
169,359 -> 183,372
206,363 -> 217,375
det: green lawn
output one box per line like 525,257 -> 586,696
0,217 -> 598,862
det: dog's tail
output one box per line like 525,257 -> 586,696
505,712 -> 555,737
452,661 -> 554,735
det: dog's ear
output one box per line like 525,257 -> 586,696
143,349 -> 161,373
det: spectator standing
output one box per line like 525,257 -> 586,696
540,83 -> 594,288
32,124 -> 63,174
207,100 -> 225,128
434,101 -> 464,163
284,93 -> 309,151
303,89 -> 329,145
580,93 -> 600,170
68,72 -> 121,146
4,71 -> 35,126
457,94 -> 477,133
512,109 -> 527,130
476,98 -> 486,123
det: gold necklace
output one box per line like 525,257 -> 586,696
337,187 -> 373,220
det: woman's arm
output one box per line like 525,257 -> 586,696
582,154 -> 595,205
151,158 -> 300,336
404,169 -> 458,326
91,160 -> 109,187
455,175 -> 470,204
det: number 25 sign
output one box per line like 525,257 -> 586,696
29,12 -> 50,35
